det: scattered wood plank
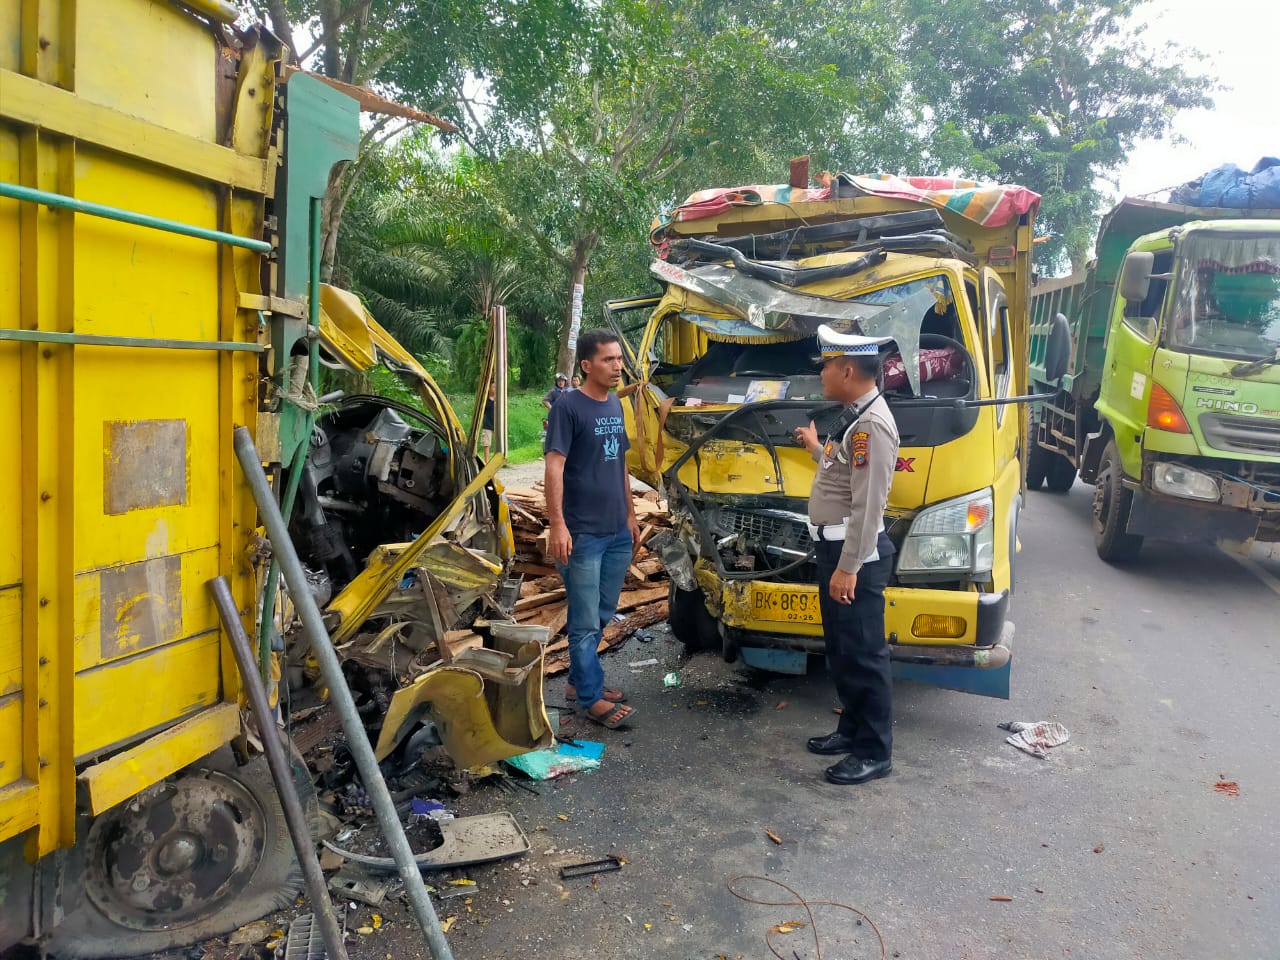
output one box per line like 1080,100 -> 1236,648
291,705 -> 342,755
636,522 -> 657,549
543,600 -> 668,675
515,562 -> 558,578
514,588 -> 566,613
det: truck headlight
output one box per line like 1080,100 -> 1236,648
898,489 -> 995,578
1151,462 -> 1219,502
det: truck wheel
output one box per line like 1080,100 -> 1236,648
668,582 -> 719,651
1044,453 -> 1078,492
1025,410 -> 1048,490
47,746 -> 314,959
1093,440 -> 1143,563
1026,440 -> 1050,490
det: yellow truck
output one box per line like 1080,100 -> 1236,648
612,174 -> 1069,698
1,2 -> 544,955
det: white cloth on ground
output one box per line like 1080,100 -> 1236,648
998,720 -> 1070,759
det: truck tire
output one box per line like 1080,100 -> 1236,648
668,582 -> 719,651
46,745 -> 315,959
1045,452 -> 1078,492
1025,410 -> 1048,490
1026,440 -> 1050,490
1093,439 -> 1143,563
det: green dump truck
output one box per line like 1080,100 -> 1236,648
1028,198 -> 1280,561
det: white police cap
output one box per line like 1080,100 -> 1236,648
816,324 -> 894,360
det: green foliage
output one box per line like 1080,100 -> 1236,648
307,0 -> 1218,408
896,0 -> 1214,271
448,390 -> 550,464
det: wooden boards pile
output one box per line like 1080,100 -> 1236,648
443,483 -> 672,674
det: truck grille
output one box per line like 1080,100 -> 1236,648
1200,413 -> 1280,457
720,507 -> 812,548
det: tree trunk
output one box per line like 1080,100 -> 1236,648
1069,244 -> 1088,276
319,0 -> 342,78
555,237 -> 596,377
320,166 -> 358,283
264,0 -> 293,46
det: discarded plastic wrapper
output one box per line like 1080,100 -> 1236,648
998,720 -> 1070,759
435,884 -> 475,900
504,739 -> 606,780
409,798 -> 454,821
663,671 -> 680,687
629,658 -> 659,668
557,740 -> 605,761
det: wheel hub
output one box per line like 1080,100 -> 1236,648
1093,464 -> 1111,529
83,772 -> 267,930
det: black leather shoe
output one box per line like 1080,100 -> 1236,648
807,732 -> 857,755
824,756 -> 892,785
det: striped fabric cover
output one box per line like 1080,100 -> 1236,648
651,174 -> 1040,244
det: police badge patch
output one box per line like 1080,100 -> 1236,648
850,430 -> 870,469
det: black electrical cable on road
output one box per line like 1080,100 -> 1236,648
727,875 -> 887,960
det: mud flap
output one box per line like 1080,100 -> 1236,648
374,624 -> 553,769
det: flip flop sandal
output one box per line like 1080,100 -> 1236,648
577,701 -> 635,729
564,685 -> 627,703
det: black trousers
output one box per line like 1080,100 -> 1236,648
814,540 -> 894,762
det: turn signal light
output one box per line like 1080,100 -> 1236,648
911,614 -> 967,639
1147,383 -> 1191,433
966,501 -> 991,530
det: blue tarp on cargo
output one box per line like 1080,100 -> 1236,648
1170,157 -> 1280,209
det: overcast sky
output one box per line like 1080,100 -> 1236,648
1112,0 -> 1272,200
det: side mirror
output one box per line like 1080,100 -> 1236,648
1119,251 -> 1154,304
1045,313 -> 1071,384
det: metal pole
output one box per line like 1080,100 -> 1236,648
208,577 -> 350,960
493,304 -> 508,456
258,196 -> 325,676
0,329 -> 264,352
0,181 -> 273,253
232,426 -> 456,960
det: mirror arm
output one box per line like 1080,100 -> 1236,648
953,389 -> 1059,409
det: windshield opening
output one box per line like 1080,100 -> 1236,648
655,274 -> 975,406
1168,233 -> 1280,360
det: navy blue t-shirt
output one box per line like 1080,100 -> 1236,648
545,389 -> 631,536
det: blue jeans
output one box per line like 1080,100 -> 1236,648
557,527 -> 633,707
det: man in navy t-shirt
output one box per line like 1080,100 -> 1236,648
544,330 -> 639,728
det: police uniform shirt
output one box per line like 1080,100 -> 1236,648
807,389 -> 899,573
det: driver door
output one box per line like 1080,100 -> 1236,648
604,296 -> 667,486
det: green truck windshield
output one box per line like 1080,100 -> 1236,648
1169,233 -> 1280,360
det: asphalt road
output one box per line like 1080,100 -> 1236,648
350,480 -> 1280,960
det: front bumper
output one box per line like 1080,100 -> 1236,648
1127,485 -> 1263,545
713,581 -> 1013,698
717,575 -> 1009,650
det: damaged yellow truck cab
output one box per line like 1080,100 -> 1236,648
1,1 -> 540,955
614,176 -> 1044,698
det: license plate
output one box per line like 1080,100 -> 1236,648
750,585 -> 820,623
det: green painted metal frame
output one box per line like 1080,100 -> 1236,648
0,181 -> 273,253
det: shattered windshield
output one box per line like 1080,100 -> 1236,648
1168,233 -> 1280,360
665,273 -> 968,405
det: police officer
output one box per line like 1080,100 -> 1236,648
793,325 -> 900,785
